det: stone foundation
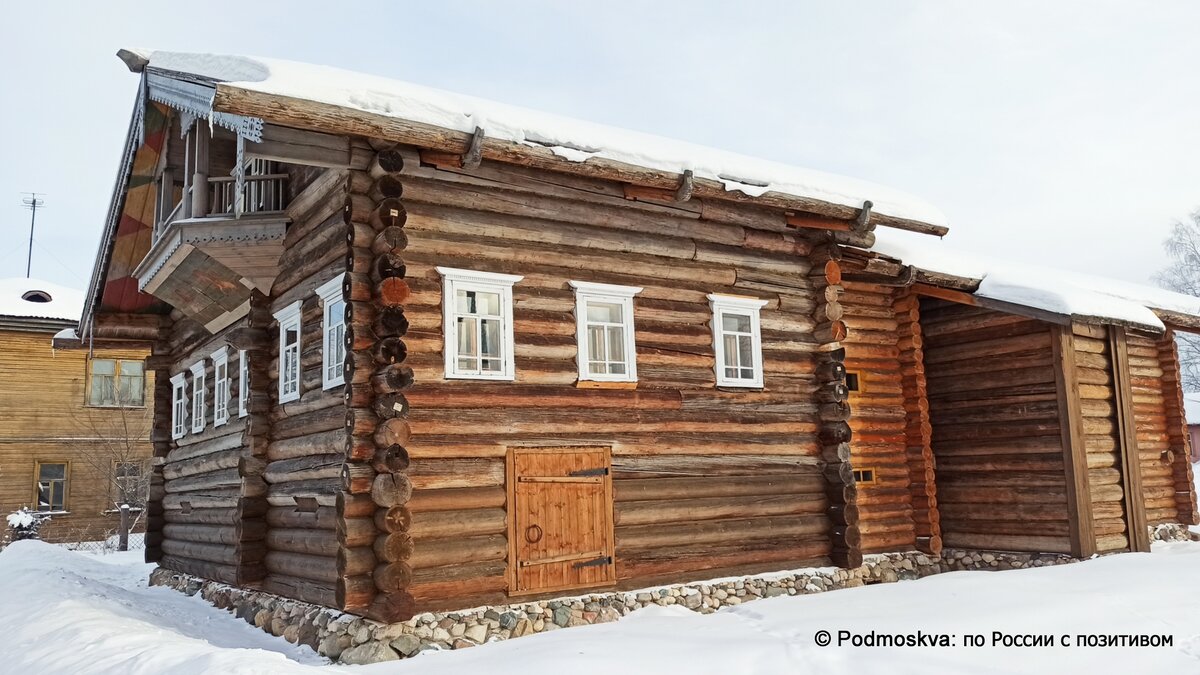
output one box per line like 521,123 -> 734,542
149,523 -> 1196,665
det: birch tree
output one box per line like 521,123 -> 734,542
1155,210 -> 1200,391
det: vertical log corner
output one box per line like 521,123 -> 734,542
237,301 -> 272,585
893,291 -> 941,555
808,241 -> 861,568
343,145 -> 416,622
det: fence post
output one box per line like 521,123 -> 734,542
118,504 -> 130,552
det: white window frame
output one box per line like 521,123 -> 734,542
708,294 -> 769,389
170,373 -> 188,440
437,267 -> 523,381
315,273 -> 347,390
569,280 -> 641,383
238,349 -> 249,418
211,347 -> 230,427
274,301 -> 303,404
189,361 -> 206,434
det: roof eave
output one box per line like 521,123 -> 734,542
209,84 -> 949,237
80,82 -> 145,338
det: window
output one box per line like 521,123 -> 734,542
315,274 -> 347,390
190,361 -> 206,434
437,267 -> 523,380
113,460 -> 146,508
846,371 -> 866,398
35,462 -> 68,512
212,347 -> 230,427
88,358 -> 145,407
853,468 -> 877,485
709,294 -> 768,388
170,373 -> 188,440
238,349 -> 249,418
274,301 -> 303,403
570,281 -> 641,382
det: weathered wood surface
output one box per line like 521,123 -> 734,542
922,301 -> 1074,555
0,329 -> 153,544
842,282 -> 917,554
389,149 -> 837,607
1127,332 -> 1198,525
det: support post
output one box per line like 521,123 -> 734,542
118,504 -> 131,552
191,121 -> 210,218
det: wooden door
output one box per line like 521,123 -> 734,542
508,446 -> 615,595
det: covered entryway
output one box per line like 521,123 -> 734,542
507,446 -> 615,595
919,298 -> 1150,556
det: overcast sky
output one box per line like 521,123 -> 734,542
1,1 -> 1198,290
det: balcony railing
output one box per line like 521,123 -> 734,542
208,174 -> 289,217
154,173 -> 289,241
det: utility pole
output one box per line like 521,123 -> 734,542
21,193 -> 45,279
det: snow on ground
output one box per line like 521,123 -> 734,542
3,540 -> 1200,674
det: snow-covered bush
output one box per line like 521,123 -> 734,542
7,508 -> 50,542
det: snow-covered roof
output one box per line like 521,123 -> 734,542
873,230 -> 1200,331
124,49 -> 947,232
0,278 -> 84,323
1184,393 -> 1200,426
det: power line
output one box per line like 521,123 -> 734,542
21,193 -> 46,278
32,238 -> 87,285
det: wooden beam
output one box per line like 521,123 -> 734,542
785,213 -> 852,232
1052,323 -> 1095,558
853,200 -> 873,232
1155,307 -> 1200,333
674,170 -> 694,202
462,126 -> 485,169
622,184 -> 675,203
1109,327 -> 1151,552
911,283 -> 979,306
211,85 -> 950,236
247,123 -> 352,169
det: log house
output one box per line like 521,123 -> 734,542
79,50 -> 1199,622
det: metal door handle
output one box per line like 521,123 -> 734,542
525,524 -> 543,543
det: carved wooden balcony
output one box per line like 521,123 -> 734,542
134,173 -> 290,333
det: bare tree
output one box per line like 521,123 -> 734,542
1155,210 -> 1200,391
74,401 -> 154,524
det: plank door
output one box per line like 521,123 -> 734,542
509,446 -> 615,595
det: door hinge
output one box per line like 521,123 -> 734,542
573,555 -> 612,569
568,467 -> 609,477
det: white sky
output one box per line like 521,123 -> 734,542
1,1 -> 1198,290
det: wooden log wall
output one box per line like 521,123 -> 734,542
1068,324 -> 1131,552
344,146 -> 417,622
920,300 -> 1074,554
812,248 -> 861,568
842,281 -> 916,554
158,315 -> 267,585
389,149 -> 835,610
1127,331 -> 1198,525
260,164 -> 358,610
146,336 -> 174,562
894,291 -> 940,554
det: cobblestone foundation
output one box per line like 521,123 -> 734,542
149,523 -> 1196,664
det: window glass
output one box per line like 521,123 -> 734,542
710,296 -> 766,388
90,359 -> 145,406
114,461 -> 145,507
36,463 -> 67,512
439,268 -> 522,380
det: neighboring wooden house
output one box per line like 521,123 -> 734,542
0,278 -> 152,544
79,49 -> 1198,624
840,235 -> 1200,557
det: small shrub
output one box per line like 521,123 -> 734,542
7,508 -> 51,542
